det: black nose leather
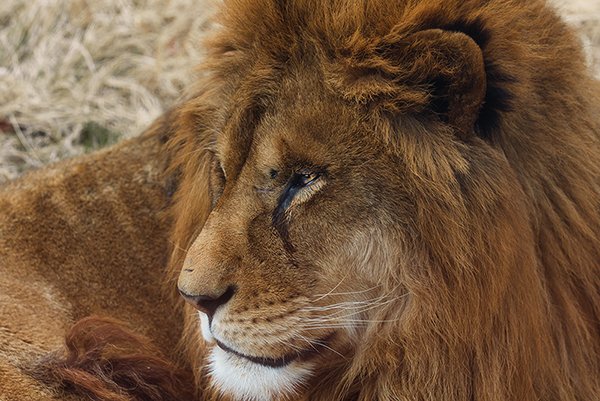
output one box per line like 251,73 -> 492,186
178,286 -> 236,319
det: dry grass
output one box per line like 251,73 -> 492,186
0,0 -> 598,183
554,0 -> 600,76
0,0 -> 216,181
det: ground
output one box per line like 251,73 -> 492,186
0,0 -> 598,182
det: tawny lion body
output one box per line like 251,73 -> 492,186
1,0 -> 599,400
0,124 -> 190,400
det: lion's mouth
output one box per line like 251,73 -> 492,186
214,333 -> 335,368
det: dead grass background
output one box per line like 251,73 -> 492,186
0,0 -> 598,183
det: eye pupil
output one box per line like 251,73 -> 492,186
269,169 -> 279,179
299,172 -> 318,186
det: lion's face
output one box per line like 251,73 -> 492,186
166,0 -> 600,400
177,71 -> 412,400
173,2 -> 530,399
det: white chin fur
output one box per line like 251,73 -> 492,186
208,346 -> 314,401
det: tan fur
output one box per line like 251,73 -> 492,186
0,121 -> 189,400
171,1 -> 600,400
1,1 -> 599,400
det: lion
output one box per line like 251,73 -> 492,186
0,121 -> 193,400
2,0 -> 599,400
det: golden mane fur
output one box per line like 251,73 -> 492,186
167,0 -> 600,400
1,1 -> 599,400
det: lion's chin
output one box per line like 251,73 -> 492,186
208,346 -> 314,401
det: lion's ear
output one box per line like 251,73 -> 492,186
402,29 -> 486,138
332,28 -> 487,138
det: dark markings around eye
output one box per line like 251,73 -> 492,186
272,175 -> 302,254
271,172 -> 321,254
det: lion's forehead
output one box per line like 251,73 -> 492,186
216,81 -> 378,180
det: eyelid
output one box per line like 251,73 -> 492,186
297,172 -> 320,186
271,169 -> 326,232
281,171 -> 325,208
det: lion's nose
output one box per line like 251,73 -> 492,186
178,285 -> 236,320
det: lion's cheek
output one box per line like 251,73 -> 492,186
208,346 -> 314,401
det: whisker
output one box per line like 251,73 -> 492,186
311,272 -> 352,302
296,333 -> 347,360
301,298 -> 387,311
311,284 -> 381,300
298,318 -> 404,330
303,298 -> 398,324
303,291 -> 402,317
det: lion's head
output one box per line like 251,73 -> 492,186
169,1 -> 600,400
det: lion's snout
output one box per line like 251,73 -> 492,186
178,285 -> 236,319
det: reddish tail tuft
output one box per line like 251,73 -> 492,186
44,316 -> 195,401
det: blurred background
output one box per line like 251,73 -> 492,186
0,0 -> 598,183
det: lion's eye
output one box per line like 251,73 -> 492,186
293,172 -> 320,188
273,169 -> 325,223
